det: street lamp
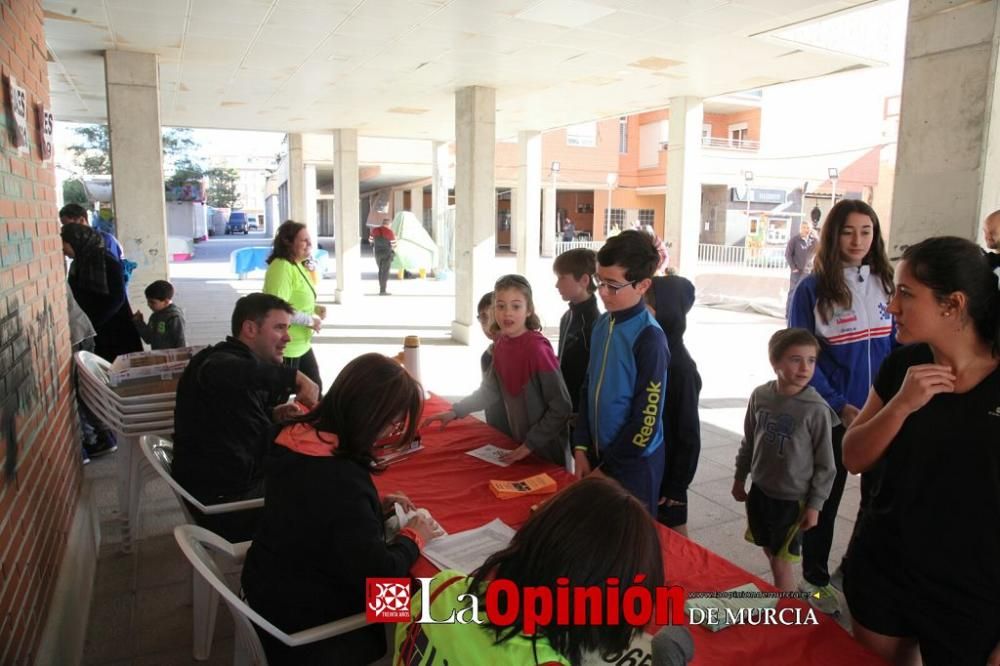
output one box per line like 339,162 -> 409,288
828,167 -> 839,206
744,170 -> 754,223
606,172 -> 618,235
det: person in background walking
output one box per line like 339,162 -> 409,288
785,220 -> 818,320
370,218 -> 398,296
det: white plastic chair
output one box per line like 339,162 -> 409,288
173,524 -> 369,666
75,351 -> 177,549
141,435 -> 264,660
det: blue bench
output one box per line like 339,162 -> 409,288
231,247 -> 329,279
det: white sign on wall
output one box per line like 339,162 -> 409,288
6,75 -> 29,154
37,104 -> 53,161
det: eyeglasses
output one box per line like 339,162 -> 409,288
594,278 -> 637,295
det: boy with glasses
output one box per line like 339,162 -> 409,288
573,230 -> 669,514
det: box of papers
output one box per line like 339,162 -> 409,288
107,346 -> 205,397
489,473 -> 558,500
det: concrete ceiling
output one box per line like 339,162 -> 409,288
44,0 -> 879,139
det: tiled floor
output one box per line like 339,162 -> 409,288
81,237 -> 857,664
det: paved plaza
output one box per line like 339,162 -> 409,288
82,234 -> 859,664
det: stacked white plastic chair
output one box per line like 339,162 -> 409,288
74,350 -> 175,551
174,525 -> 368,665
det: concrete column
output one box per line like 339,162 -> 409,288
542,184 -> 556,257
392,189 -> 405,218
665,96 -> 704,274
304,163 -> 318,241
889,0 -> 1000,252
333,129 -> 361,304
515,131 -> 542,276
409,186 -> 424,223
288,134 -> 306,224
104,50 -> 167,303
432,141 -> 449,271
452,86 -> 496,344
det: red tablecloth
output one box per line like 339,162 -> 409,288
373,395 -> 884,665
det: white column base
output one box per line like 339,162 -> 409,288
451,320 -> 474,345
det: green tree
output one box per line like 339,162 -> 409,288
165,158 -> 204,190
205,168 -> 240,208
68,124 -> 198,175
62,178 -> 89,205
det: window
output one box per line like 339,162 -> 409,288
766,218 -> 791,244
702,123 -> 712,144
639,120 -> 668,168
566,122 -> 597,147
638,209 -> 654,226
619,117 -> 628,154
605,208 -> 626,234
728,122 -> 749,147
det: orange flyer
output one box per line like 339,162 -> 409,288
489,473 -> 558,500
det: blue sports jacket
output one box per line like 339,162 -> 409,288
572,300 -> 669,468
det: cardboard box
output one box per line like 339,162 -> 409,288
108,346 -> 205,396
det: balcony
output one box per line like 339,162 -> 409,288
701,137 -> 760,152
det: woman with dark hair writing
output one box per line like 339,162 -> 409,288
242,353 -> 438,665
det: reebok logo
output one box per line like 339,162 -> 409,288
632,381 -> 662,447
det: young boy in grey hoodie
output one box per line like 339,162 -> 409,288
732,328 -> 836,592
133,279 -> 186,349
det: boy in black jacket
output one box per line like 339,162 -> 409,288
553,248 -> 599,412
133,279 -> 186,349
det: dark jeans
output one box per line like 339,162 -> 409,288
284,348 -> 322,394
802,424 -> 846,587
375,253 -> 393,294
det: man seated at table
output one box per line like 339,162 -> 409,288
172,293 -> 320,542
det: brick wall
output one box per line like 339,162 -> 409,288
0,0 -> 82,664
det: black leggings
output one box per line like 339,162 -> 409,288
802,424 -> 846,587
284,348 -> 322,394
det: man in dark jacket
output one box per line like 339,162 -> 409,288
785,220 -> 818,320
172,293 -> 320,541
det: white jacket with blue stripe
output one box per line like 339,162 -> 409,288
789,265 -> 895,413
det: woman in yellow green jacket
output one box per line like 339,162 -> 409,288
264,221 -> 325,389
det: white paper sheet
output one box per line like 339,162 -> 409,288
422,518 -> 516,574
464,444 -> 514,467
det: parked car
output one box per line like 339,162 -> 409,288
226,211 -> 248,235
247,215 -> 258,231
